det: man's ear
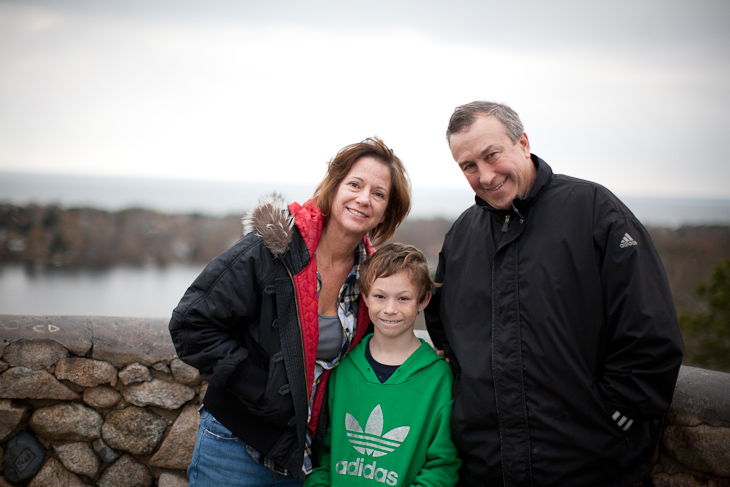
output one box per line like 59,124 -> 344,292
418,290 -> 432,312
519,132 -> 531,157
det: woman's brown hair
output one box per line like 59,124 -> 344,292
314,137 -> 411,246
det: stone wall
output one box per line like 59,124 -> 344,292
652,367 -> 730,487
0,316 -> 199,487
1,315 -> 729,487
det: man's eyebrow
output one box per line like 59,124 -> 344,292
458,144 -> 499,167
479,144 -> 499,158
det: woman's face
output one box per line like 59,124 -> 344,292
328,156 -> 391,239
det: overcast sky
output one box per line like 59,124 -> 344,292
1,0 -> 729,199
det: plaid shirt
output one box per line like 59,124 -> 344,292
247,240 -> 368,476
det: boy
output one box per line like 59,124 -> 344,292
305,243 -> 460,487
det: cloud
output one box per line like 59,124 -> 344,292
0,0 -> 729,198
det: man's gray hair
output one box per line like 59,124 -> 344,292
446,101 -> 524,144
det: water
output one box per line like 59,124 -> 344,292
0,263 -> 204,318
1,171 -> 730,317
3,170 -> 730,225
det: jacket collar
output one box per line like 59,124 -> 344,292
475,154 -> 553,216
241,193 -> 325,256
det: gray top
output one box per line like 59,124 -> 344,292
317,313 -> 344,362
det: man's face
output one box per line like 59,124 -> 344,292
449,115 -> 535,210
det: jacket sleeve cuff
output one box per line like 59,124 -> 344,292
611,409 -> 635,431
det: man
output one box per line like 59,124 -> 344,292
425,101 -> 684,487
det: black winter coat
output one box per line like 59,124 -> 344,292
426,156 -> 684,487
169,197 -> 372,478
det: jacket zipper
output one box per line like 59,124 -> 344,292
501,214 -> 511,232
282,261 -> 307,392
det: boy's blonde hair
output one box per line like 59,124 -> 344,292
358,243 -> 438,303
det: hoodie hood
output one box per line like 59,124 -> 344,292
348,335 -> 446,385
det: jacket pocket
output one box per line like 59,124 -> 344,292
590,379 -> 633,449
244,350 -> 295,427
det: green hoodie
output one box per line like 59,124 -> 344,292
305,335 -> 460,487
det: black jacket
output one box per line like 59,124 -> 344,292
426,156 -> 684,487
169,197 -> 372,478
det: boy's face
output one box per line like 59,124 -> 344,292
362,270 -> 431,341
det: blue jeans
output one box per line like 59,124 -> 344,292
188,409 -> 303,487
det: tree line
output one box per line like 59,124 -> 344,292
0,203 -> 241,268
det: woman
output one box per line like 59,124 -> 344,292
169,137 -> 411,486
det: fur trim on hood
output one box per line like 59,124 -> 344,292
242,193 -> 295,256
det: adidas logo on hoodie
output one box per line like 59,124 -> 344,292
334,405 -> 410,485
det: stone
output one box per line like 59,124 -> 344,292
170,358 -> 202,386
118,363 -> 152,385
96,454 -> 153,487
198,381 -> 208,402
0,361 -> 9,373
150,362 -> 173,381
27,457 -> 91,487
652,451 -> 693,476
0,316 -> 93,356
0,366 -> 78,400
1,339 -> 68,369
90,317 -> 176,369
55,357 -> 118,387
150,406 -> 178,423
101,406 -> 167,456
668,366 -> 730,428
0,400 -> 28,442
53,442 -> 100,478
29,403 -> 102,441
652,472 -> 705,487
151,362 -> 171,374
3,431 -> 46,484
92,438 -> 119,464
663,424 -> 730,477
82,386 -> 122,409
121,378 -> 195,409
158,471 -> 189,487
150,403 -> 199,469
